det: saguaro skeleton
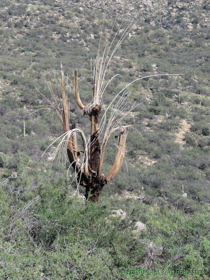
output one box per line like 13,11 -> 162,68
59,69 -> 128,204
47,22 -> 177,204
51,21 -> 142,203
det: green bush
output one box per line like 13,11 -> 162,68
202,127 -> 210,136
149,107 -> 162,115
158,119 -> 180,131
127,150 -> 137,159
184,132 -> 197,147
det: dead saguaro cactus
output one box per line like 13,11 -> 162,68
42,21 -> 179,204
59,66 -> 129,204
48,21 -> 144,204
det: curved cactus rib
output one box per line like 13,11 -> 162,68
66,129 -> 89,178
105,128 -> 128,181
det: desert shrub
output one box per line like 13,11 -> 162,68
192,109 -> 206,121
160,140 -> 180,155
162,89 -> 178,98
184,132 -> 197,147
175,196 -> 198,213
205,169 -> 210,181
127,150 -> 137,159
142,62 -> 153,72
158,119 -> 180,131
176,149 -> 210,170
201,98 -> 210,107
176,166 -> 201,181
168,106 -> 187,119
126,132 -> 146,150
123,60 -> 133,68
176,94 -> 187,104
0,155 -> 4,168
192,96 -> 203,105
153,92 -> 166,106
116,181 -> 126,191
0,140 -> 11,154
187,180 -> 210,203
191,122 -> 202,133
149,106 -> 162,115
202,127 -> 210,136
198,136 -> 210,148
142,169 -> 165,189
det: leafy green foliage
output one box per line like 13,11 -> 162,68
1,170 -> 210,278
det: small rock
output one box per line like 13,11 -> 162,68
105,209 -> 127,228
47,156 -> 54,161
110,209 -> 126,220
149,242 -> 163,256
132,221 -> 146,234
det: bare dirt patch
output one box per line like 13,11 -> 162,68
175,119 -> 191,148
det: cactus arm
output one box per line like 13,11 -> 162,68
74,70 -> 85,110
105,128 -> 127,181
